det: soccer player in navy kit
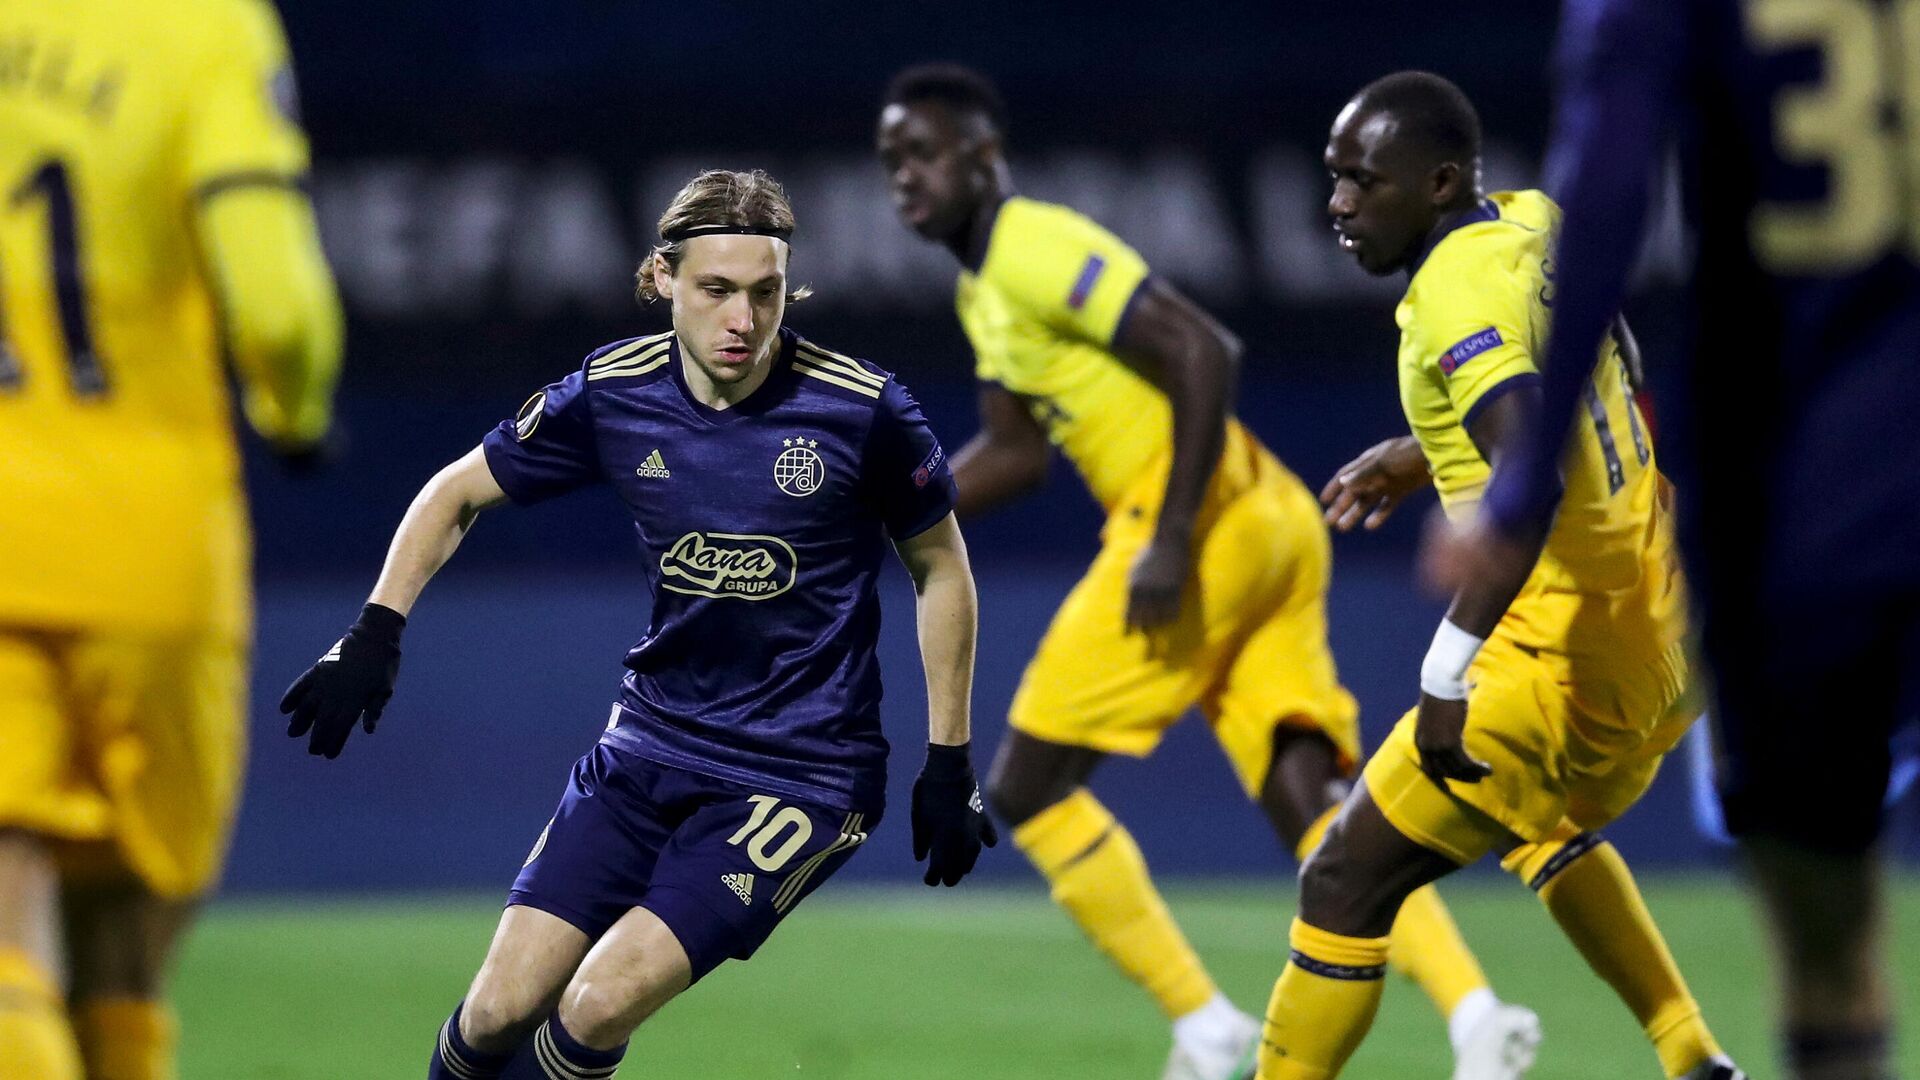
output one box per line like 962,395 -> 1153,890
1422,2 -> 1920,1077
280,169 -> 996,1079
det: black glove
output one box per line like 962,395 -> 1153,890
280,602 -> 405,759
910,742 -> 998,886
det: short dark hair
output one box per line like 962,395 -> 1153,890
885,63 -> 1008,134
1351,71 -> 1482,164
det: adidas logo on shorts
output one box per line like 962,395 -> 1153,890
721,872 -> 754,906
635,449 -> 671,479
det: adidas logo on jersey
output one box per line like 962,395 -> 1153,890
635,449 -> 671,479
721,872 -> 754,906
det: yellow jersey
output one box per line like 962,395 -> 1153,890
0,0 -> 317,637
1397,189 -> 1686,672
955,196 -> 1269,516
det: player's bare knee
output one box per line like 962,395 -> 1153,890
557,974 -> 674,1051
460,977 -> 549,1052
63,884 -> 195,999
984,733 -> 1101,829
1296,838 -> 1358,926
1297,833 -> 1402,936
983,765 -> 1043,827
984,756 -> 1077,828
558,986 -> 629,1049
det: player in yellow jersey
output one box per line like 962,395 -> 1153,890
0,1 -> 342,1076
878,65 -> 1539,1080
1255,72 -> 1744,1080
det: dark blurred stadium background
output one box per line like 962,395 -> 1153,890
230,0 -> 1913,900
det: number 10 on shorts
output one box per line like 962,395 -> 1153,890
726,794 -> 814,872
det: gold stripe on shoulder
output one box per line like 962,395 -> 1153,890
586,352 -> 670,382
793,358 -> 882,398
588,333 -> 671,369
796,342 -> 885,387
798,342 -> 886,387
586,351 -> 671,382
586,341 -> 670,377
589,333 -> 672,370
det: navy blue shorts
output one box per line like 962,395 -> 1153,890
1704,585 -> 1920,854
1685,344 -> 1920,853
508,743 -> 878,980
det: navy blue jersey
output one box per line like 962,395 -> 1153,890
1483,0 -> 1920,848
1490,0 -> 1920,593
481,327 -> 957,811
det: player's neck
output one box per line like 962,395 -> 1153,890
678,338 -> 779,410
950,191 -> 1009,272
1407,194 -> 1491,277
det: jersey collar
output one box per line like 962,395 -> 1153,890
959,196 -> 1009,274
1406,198 -> 1500,278
668,328 -> 796,424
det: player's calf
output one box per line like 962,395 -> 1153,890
1503,827 -> 1734,1079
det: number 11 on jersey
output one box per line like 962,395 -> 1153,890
1,157 -> 109,398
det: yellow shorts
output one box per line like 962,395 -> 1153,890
1363,636 -> 1693,865
1008,466 -> 1360,797
0,628 -> 247,898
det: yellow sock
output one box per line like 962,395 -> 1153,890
1014,790 -> 1217,1019
1505,831 -> 1724,1077
1387,885 -> 1489,1020
74,997 -> 178,1080
1258,919 -> 1389,1079
0,946 -> 83,1080
1293,806 -> 1489,1022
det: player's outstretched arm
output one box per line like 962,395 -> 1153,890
1320,435 -> 1433,532
1481,0 -> 1679,535
894,513 -> 997,886
366,446 -> 510,617
1412,390 -> 1552,786
182,0 -> 344,464
197,184 -> 344,462
950,383 -> 1052,519
281,446 -> 508,758
1110,278 -> 1242,630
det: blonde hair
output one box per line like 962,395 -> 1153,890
635,169 -> 812,304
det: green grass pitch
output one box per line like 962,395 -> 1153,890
175,876 -> 1920,1078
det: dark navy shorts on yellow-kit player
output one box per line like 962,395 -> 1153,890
508,743 -> 878,980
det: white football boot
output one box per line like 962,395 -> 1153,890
1451,1000 -> 1543,1080
1161,1000 -> 1260,1080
